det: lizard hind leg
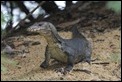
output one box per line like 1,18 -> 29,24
63,55 -> 74,75
85,57 -> 91,65
40,46 -> 50,68
86,59 -> 91,65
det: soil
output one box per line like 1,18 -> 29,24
1,1 -> 121,81
1,28 -> 121,81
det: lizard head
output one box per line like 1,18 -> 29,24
27,22 -> 53,35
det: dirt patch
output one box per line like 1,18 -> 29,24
1,28 -> 121,81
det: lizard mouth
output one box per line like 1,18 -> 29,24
27,27 -> 51,35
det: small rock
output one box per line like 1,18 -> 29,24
17,66 -> 21,69
32,41 -> 41,45
22,53 -> 26,58
60,77 -> 64,80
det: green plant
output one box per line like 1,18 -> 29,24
106,1 -> 121,14
1,12 -> 12,38
1,12 -> 7,36
1,12 -> 6,24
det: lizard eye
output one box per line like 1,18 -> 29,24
39,24 -> 42,26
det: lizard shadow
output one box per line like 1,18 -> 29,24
46,60 -> 66,70
73,69 -> 91,74
44,60 -> 91,74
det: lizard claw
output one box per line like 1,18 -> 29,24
40,61 -> 49,68
54,67 -> 71,75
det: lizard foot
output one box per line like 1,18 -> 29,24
40,61 -> 49,68
55,67 -> 71,75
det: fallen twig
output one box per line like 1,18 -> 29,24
2,1 -> 46,40
92,62 -> 110,65
14,1 -> 45,29
57,18 -> 81,29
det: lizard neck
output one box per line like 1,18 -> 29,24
43,33 -> 58,45
49,23 -> 64,42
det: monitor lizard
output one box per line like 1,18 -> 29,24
27,22 -> 92,74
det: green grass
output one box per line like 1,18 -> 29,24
1,53 -> 18,73
1,55 -> 17,65
109,52 -> 121,63
1,64 -> 7,72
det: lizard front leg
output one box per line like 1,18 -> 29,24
55,55 -> 74,75
40,45 -> 50,68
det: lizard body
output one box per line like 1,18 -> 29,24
27,22 -> 92,74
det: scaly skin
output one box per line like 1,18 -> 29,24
27,22 -> 92,74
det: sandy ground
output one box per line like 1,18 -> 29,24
1,28 -> 121,81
